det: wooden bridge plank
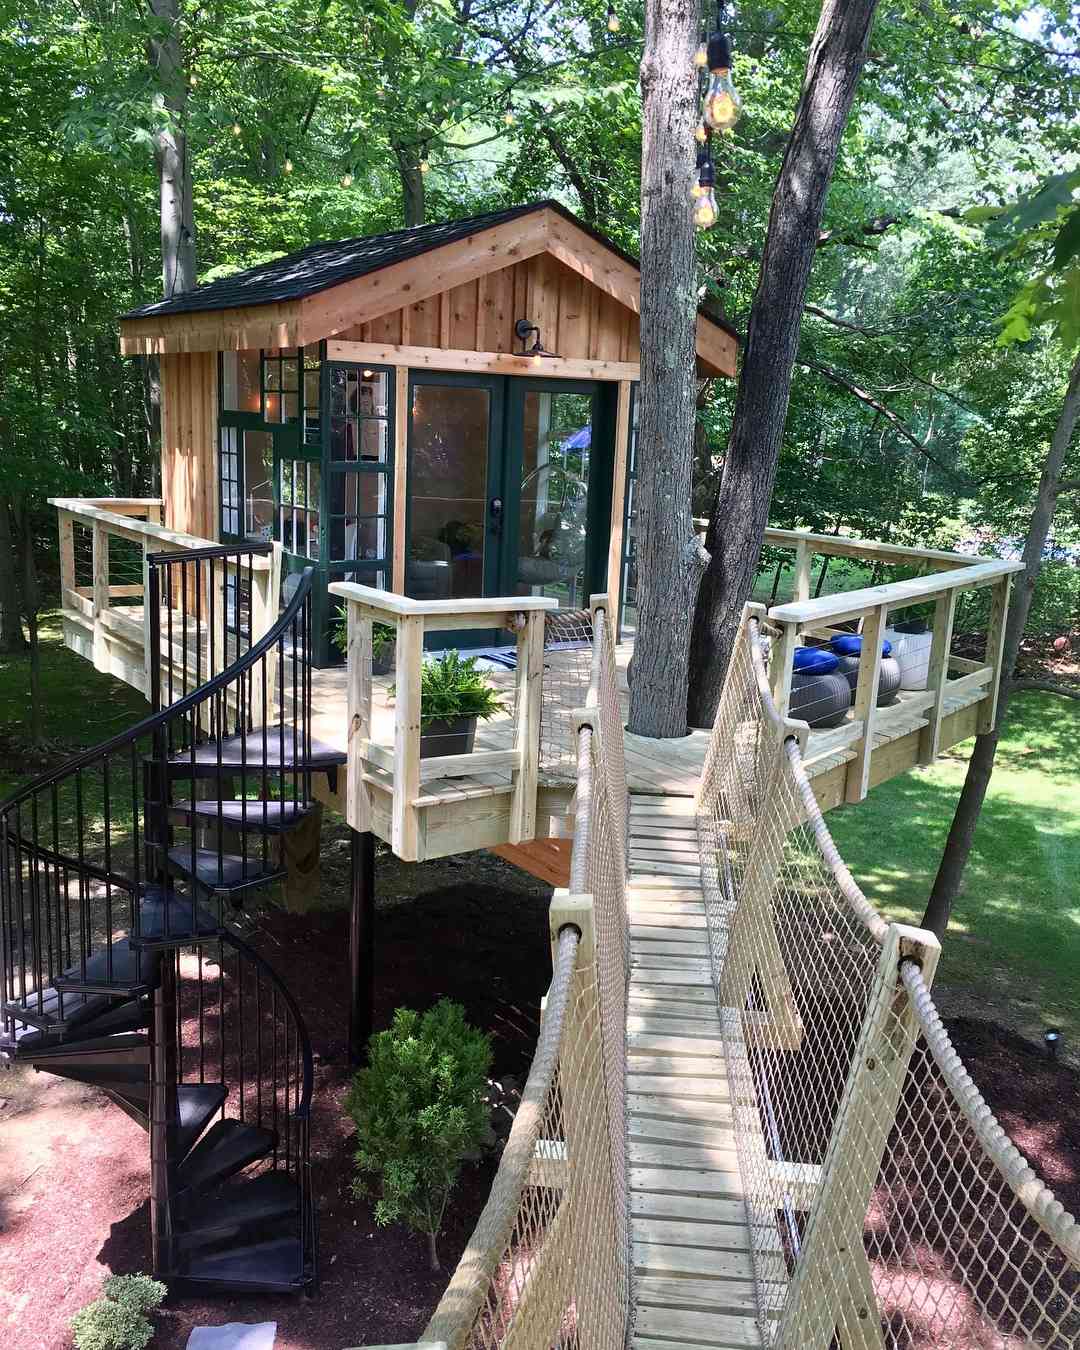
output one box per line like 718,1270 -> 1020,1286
633,1218 -> 751,1254
633,1241 -> 753,1280
634,1275 -> 759,1316
629,1031 -> 725,1057
628,1095 -> 735,1125
630,1190 -> 745,1224
634,1306 -> 762,1348
630,1165 -> 743,1198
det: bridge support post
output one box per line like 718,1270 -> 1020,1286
348,828 -> 376,1066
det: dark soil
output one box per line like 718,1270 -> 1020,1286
0,849 -> 553,1350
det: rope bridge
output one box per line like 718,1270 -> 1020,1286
358,601 -> 1080,1350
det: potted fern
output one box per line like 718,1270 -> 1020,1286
416,650 -> 506,758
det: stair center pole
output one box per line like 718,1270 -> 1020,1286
149,952 -> 181,1275
347,829 -> 375,1067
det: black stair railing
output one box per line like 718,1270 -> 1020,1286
0,554 -> 320,1290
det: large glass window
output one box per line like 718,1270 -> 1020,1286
518,390 -> 593,606
408,383 -> 491,601
221,351 -> 262,413
243,431 -> 275,541
220,426 -> 241,535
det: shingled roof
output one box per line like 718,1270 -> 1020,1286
122,199 -> 739,342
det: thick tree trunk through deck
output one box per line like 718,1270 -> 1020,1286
923,350 -> 1080,938
148,0 -> 196,297
687,0 -> 879,727
628,0 -> 706,739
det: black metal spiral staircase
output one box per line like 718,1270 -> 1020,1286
0,548 -> 345,1296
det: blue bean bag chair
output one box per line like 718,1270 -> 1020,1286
828,635 -> 901,706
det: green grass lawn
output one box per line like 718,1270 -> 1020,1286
0,610 -> 148,799
827,691 -> 1080,1038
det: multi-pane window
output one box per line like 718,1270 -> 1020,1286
303,350 -> 321,446
220,427 -> 241,535
327,365 -> 392,573
279,459 -> 320,560
263,348 -> 301,423
329,367 -> 390,461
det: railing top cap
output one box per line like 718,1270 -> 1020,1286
328,581 -> 559,618
51,498 -> 274,568
768,556 -> 1023,625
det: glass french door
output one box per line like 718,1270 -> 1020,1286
405,374 -> 611,629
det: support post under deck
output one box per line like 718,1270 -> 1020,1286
348,829 -> 376,1066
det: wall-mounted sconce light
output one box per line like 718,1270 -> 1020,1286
515,318 -> 558,366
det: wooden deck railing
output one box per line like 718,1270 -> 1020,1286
760,530 -> 1024,802
50,498 -> 280,699
328,583 -> 557,862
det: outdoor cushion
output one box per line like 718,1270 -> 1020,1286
792,646 -> 839,674
829,634 -> 893,658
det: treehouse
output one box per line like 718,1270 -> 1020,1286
116,200 -> 739,664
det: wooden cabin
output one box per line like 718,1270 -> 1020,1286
119,201 -> 739,662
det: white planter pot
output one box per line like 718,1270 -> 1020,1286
884,625 -> 934,690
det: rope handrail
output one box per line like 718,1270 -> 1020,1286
901,959 -> 1080,1265
422,927 -> 580,1350
702,603 -> 1080,1346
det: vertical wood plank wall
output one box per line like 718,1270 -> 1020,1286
160,351 -> 219,539
337,253 -> 640,363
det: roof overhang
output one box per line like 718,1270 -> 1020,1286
119,206 -> 738,378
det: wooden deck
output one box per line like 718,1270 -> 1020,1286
626,794 -> 764,1350
304,643 -> 991,802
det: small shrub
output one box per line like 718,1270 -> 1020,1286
346,998 -> 492,1270
69,1274 -> 166,1350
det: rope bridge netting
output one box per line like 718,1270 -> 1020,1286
696,606 -> 1080,1349
420,602 -> 630,1350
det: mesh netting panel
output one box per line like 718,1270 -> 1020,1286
696,610 -> 1080,1349
422,605 -> 629,1350
539,608 -> 594,780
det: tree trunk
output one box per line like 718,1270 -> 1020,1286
395,146 -> 426,227
427,1229 -> 440,1272
686,0 -> 879,727
147,0 -> 196,296
15,499 -> 43,746
922,350 -> 1080,938
627,0 -> 706,738
0,494 -> 26,653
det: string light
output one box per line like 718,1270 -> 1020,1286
231,122 -> 242,137
702,4 -> 742,133
693,157 -> 718,230
606,3 -> 620,32
694,44 -> 708,69
283,157 -> 294,174
340,172 -> 354,187
694,123 -> 708,144
503,98 -> 515,126
419,159 -> 431,174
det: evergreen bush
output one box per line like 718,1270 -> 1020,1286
69,1274 -> 166,1350
345,998 -> 492,1270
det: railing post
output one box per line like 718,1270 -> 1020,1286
793,538 -> 812,603
978,573 -> 1012,735
346,601 -> 374,834
391,614 -> 424,861
509,607 -> 544,844
844,602 -> 888,803
774,921 -> 940,1350
251,544 -> 282,726
770,619 -> 798,720
918,590 -> 957,766
91,520 -> 109,672
58,510 -> 75,608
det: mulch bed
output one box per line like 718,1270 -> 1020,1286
0,863 -> 553,1350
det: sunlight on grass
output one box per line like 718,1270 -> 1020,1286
827,692 -> 1080,1036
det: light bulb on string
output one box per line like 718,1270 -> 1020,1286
231,122 -> 242,137
606,3 -> 620,32
695,122 -> 708,144
503,101 -> 515,126
283,157 -> 294,174
419,159 -> 431,174
703,29 -> 742,132
694,44 -> 708,69
340,172 -> 354,187
693,157 -> 719,231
